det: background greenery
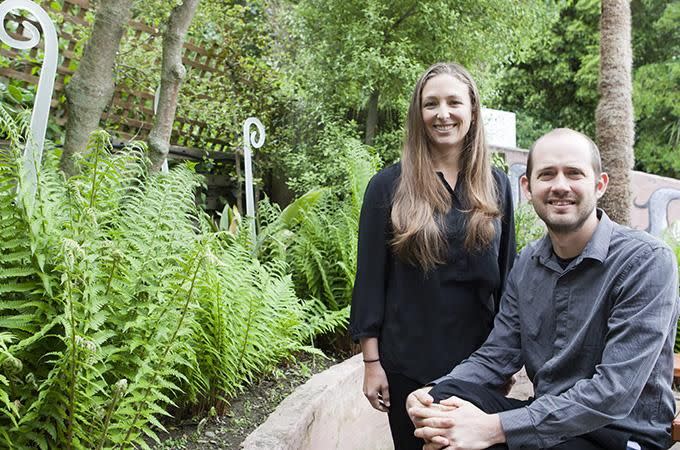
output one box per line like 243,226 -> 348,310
0,0 -> 678,447
492,0 -> 679,178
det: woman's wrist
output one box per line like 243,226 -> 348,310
363,357 -> 380,363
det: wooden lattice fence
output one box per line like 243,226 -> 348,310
0,0 -> 233,154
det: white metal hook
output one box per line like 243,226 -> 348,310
0,0 -> 58,201
242,117 -> 265,242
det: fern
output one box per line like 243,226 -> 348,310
0,99 -> 360,448
284,142 -> 378,313
185,234 -> 310,412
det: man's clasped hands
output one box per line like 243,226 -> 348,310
407,387 -> 506,450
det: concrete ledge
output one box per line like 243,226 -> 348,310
241,354 -> 392,450
241,355 -> 534,450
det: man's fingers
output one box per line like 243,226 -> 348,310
423,441 -> 448,450
414,425 -> 448,440
413,388 -> 434,406
409,406 -> 437,421
420,416 -> 455,428
410,406 -> 455,420
430,435 -> 450,446
439,395 -> 467,408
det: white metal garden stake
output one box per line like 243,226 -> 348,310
243,117 -> 265,242
0,0 -> 58,200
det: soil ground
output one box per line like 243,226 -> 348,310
151,352 -> 341,450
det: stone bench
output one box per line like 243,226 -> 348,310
240,355 -> 533,450
241,354 -> 680,448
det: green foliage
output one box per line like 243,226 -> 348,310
514,202 -> 546,253
259,140 -> 379,318
493,0 -> 680,178
492,0 -> 600,147
662,222 -> 680,352
186,238 -> 311,412
631,0 -> 679,178
491,151 -> 509,173
273,0 -> 557,176
0,104 -> 334,448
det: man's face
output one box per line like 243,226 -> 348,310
521,133 -> 608,235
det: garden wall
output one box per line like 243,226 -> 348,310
241,355 -> 534,450
497,146 -> 680,237
240,354 -> 392,450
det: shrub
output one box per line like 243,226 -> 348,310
258,137 -> 379,317
662,222 -> 680,353
514,202 -> 546,253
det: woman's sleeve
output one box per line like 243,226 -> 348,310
494,169 -> 516,313
349,171 -> 392,342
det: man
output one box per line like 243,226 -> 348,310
407,128 -> 679,450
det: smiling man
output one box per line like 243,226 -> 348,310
407,128 -> 679,450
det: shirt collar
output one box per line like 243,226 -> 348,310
435,171 -> 465,203
531,208 -> 613,266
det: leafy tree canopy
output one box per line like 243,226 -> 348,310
288,0 -> 556,133
492,0 -> 679,178
269,0 -> 558,191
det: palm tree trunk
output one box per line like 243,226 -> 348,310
595,0 -> 634,225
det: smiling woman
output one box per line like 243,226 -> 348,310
349,62 -> 516,450
420,74 -> 472,157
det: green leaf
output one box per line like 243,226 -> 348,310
279,188 -> 326,229
7,85 -> 23,103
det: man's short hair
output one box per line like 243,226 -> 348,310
525,128 -> 602,181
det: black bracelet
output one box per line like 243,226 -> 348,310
363,358 -> 380,363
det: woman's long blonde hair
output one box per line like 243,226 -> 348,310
390,62 -> 500,271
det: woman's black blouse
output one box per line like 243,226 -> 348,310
349,163 -> 516,384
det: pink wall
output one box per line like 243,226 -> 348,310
494,146 -> 680,237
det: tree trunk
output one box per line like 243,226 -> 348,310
60,0 -> 134,176
595,0 -> 634,225
364,89 -> 379,145
148,0 -> 200,172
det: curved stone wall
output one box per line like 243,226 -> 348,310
240,354 -> 391,450
241,354 -> 534,450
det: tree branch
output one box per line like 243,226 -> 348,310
148,0 -> 201,172
61,0 -> 135,176
390,2 -> 418,32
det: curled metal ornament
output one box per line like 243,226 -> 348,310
242,117 -> 265,242
244,117 -> 265,151
242,117 -> 265,218
0,0 -> 58,199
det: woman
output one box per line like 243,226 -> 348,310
349,62 -> 516,450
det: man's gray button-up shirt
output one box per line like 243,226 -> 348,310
433,210 -> 679,449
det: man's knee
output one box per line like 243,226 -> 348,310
428,379 -> 527,414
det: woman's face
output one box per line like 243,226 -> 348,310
420,73 -> 472,155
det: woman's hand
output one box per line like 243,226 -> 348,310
363,361 -> 390,412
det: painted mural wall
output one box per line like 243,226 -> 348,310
495,146 -> 680,237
